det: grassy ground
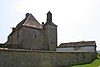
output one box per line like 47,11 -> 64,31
70,54 -> 100,67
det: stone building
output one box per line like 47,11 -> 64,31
56,41 -> 96,52
3,11 -> 96,52
6,11 -> 57,51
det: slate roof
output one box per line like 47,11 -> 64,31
58,41 -> 96,48
16,13 -> 43,29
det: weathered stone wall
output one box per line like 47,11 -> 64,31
6,27 -> 45,50
21,27 -> 44,50
44,25 -> 57,51
0,49 -> 96,67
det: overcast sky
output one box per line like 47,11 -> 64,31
0,0 -> 100,50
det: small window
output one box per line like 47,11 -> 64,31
51,42 -> 55,44
35,35 -> 37,38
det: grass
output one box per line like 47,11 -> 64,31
70,54 -> 100,67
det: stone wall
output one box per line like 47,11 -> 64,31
6,27 -> 45,50
0,49 -> 96,67
21,27 -> 44,50
44,25 -> 57,51
56,46 -> 95,52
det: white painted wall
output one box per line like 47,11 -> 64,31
56,46 -> 95,52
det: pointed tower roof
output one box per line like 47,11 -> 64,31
16,13 -> 43,29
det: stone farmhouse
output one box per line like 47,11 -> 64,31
6,11 -> 57,51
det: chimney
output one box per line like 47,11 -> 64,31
42,22 -> 44,25
12,27 -> 16,32
26,13 -> 30,18
47,11 -> 52,23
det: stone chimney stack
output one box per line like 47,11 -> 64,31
47,11 -> 52,23
12,27 -> 16,32
26,13 -> 30,18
